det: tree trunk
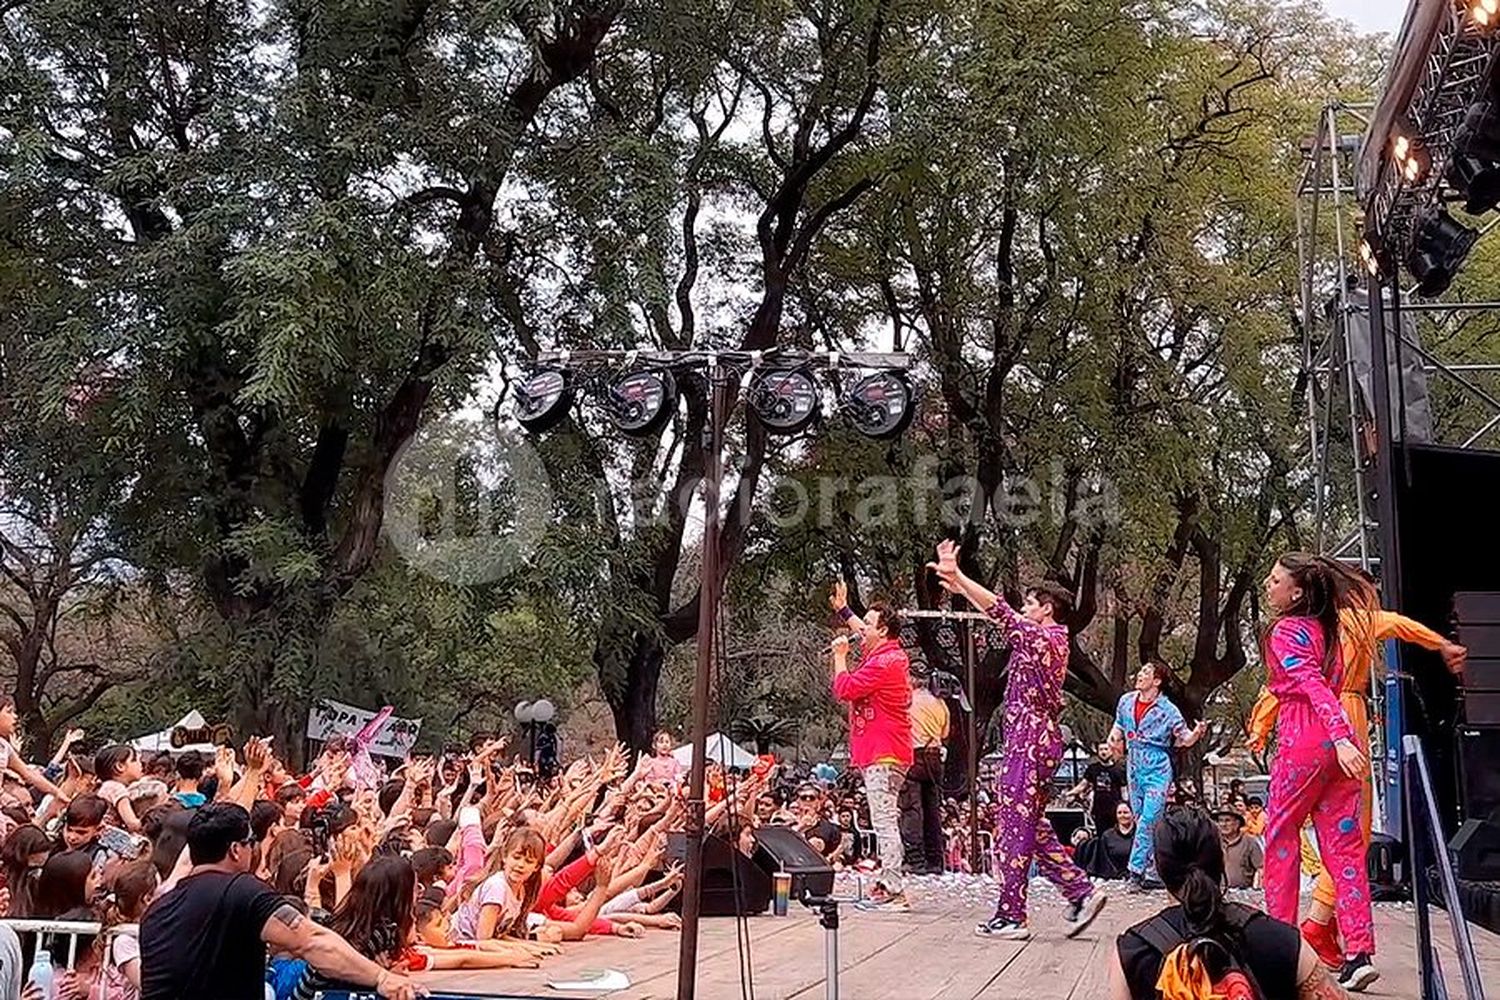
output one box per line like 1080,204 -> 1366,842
598,628 -> 665,752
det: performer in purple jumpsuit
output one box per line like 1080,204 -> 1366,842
930,540 -> 1107,940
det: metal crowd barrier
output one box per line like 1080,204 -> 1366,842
1403,734 -> 1485,1000
0,918 -> 103,969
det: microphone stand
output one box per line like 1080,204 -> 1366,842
799,890 -> 861,1000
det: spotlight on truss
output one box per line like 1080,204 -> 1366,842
843,371 -> 915,440
748,368 -> 821,435
1406,208 -> 1479,297
605,368 -> 678,437
1448,101 -> 1500,215
512,369 -> 573,432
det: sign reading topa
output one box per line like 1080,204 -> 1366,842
306,699 -> 423,758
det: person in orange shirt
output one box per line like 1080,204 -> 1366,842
1246,574 -> 1465,970
1241,796 -> 1267,838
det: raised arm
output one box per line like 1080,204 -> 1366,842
1372,609 -> 1467,674
5,754 -> 66,801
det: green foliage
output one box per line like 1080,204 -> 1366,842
1,0 -> 1442,757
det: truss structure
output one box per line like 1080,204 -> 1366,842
1365,3 -> 1500,258
1293,2 -> 1500,832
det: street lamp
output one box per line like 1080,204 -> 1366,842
514,699 -> 556,768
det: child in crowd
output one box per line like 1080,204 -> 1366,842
94,745 -> 146,833
94,859 -> 159,1000
636,730 -> 684,787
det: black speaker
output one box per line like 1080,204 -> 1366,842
1392,447 -> 1500,831
750,826 -> 835,902
1367,832 -> 1408,900
1459,727 -> 1500,825
1450,818 -> 1500,882
666,831 -> 771,916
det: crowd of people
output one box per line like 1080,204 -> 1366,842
0,544 -> 1472,1000
0,708 -> 832,1000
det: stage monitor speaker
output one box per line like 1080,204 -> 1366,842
1391,447 -> 1500,832
1366,832 -> 1407,901
751,826 -> 835,902
666,831 -> 771,916
1458,727 -> 1500,825
1450,819 -> 1500,882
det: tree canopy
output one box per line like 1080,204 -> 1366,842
1,0 -> 1416,757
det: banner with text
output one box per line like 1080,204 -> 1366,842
306,699 -> 423,758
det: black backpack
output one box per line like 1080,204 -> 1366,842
1130,903 -> 1265,1000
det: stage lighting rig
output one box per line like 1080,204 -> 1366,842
604,368 -> 678,437
1405,208 -> 1479,297
1474,0 -> 1499,29
1393,132 -> 1429,185
1449,99 -> 1500,215
841,370 -> 915,440
512,369 -> 572,432
748,367 -> 821,435
1358,235 -> 1389,278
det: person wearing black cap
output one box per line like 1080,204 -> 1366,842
1215,808 -> 1263,890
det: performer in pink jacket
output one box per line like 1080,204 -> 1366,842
1261,552 -> 1379,992
830,586 -> 913,912
928,540 -> 1105,941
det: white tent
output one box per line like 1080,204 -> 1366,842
671,732 -> 758,770
132,710 -> 217,754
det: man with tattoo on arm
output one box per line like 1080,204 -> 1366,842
140,802 -> 425,1000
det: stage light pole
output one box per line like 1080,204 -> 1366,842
518,348 -> 910,1000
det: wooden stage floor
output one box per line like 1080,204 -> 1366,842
417,877 -> 1500,998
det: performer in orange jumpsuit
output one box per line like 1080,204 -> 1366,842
1247,579 -> 1465,970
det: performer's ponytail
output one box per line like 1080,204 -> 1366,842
1154,807 -> 1229,938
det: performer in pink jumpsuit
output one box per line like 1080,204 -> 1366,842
1261,552 -> 1378,992
929,539 -> 1106,941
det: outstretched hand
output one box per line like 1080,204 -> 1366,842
926,540 -> 961,593
829,580 -> 848,612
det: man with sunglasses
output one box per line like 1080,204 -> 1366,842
792,782 -> 843,861
140,802 -> 425,1000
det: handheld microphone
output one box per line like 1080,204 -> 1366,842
820,634 -> 863,655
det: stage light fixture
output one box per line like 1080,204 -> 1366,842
1473,0 -> 1498,27
1405,208 -> 1479,297
512,369 -> 573,432
1358,237 -> 1383,277
842,371 -> 915,440
1392,131 -> 1429,184
1448,103 -> 1500,214
604,368 -> 677,437
749,367 -> 821,435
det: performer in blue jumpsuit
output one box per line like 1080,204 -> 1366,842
1105,660 -> 1206,889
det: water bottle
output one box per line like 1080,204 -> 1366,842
26,948 -> 54,1000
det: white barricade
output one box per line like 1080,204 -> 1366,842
1,918 -> 103,969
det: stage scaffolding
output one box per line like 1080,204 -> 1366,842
1294,6 -> 1500,836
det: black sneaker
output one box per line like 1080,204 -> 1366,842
1063,891 -> 1107,938
1337,954 -> 1380,992
1123,872 -> 1146,894
974,916 -> 1031,940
